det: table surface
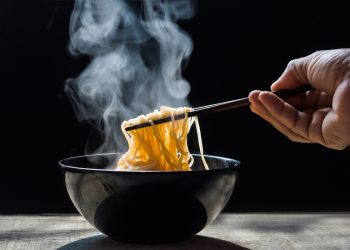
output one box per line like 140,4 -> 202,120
1,213 -> 350,250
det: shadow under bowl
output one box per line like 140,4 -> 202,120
59,153 -> 240,244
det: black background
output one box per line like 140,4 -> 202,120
1,0 -> 349,214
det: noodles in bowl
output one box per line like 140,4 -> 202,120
117,106 -> 208,171
59,107 -> 240,243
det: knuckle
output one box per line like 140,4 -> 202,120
324,130 -> 348,150
324,140 -> 347,150
329,145 -> 345,150
290,138 -> 298,142
331,144 -> 347,150
291,137 -> 302,143
286,134 -> 298,142
286,59 -> 298,70
286,58 -> 307,83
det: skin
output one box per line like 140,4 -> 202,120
249,49 -> 350,150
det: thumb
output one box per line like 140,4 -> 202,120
271,58 -> 309,92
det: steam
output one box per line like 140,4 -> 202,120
65,0 -> 196,154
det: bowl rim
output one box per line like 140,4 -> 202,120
59,152 -> 240,174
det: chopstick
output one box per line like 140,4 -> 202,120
125,84 -> 314,131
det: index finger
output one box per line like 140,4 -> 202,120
271,58 -> 309,91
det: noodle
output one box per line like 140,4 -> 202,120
116,106 -> 208,171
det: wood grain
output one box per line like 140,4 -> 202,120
1,213 -> 349,250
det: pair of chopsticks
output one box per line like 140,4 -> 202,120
125,85 -> 314,131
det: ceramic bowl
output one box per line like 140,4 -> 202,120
59,153 -> 240,243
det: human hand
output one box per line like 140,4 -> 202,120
249,49 -> 350,150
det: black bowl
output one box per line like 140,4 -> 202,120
59,153 -> 240,243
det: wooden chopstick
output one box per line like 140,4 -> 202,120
125,85 -> 314,131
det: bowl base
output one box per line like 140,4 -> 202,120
93,192 -> 207,244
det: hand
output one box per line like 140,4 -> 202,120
249,49 -> 350,150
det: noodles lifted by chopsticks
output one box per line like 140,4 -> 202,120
116,106 -> 208,171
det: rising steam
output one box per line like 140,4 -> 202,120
65,0 -> 196,154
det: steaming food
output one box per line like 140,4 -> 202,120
116,106 -> 208,171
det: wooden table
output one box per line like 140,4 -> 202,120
1,213 -> 350,249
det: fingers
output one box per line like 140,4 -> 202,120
249,49 -> 350,149
249,90 -> 310,143
271,58 -> 308,91
333,79 -> 350,123
282,90 -> 332,110
258,91 -> 312,140
272,49 -> 350,95
328,79 -> 350,147
250,90 -> 332,146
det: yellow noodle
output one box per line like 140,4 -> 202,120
116,106 -> 208,171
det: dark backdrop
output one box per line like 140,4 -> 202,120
1,0 -> 349,214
